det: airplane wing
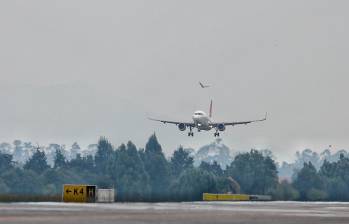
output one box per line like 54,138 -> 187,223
211,113 -> 267,127
148,118 -> 195,127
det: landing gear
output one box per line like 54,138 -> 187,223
214,131 -> 220,137
188,127 -> 194,137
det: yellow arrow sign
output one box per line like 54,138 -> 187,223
63,185 -> 96,203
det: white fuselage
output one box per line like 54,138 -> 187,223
192,111 -> 212,131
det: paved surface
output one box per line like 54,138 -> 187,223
0,201 -> 349,224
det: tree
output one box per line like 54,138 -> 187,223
84,155 -> 95,171
293,162 -> 324,200
41,168 -> 86,195
319,159 -> 336,177
12,140 -> 24,163
170,168 -> 217,201
0,178 -> 10,194
272,180 -> 299,200
0,142 -> 12,154
170,146 -> 194,177
70,142 -> 81,160
319,155 -> 349,201
95,137 -> 114,174
199,161 -> 223,177
23,149 -> 50,174
1,168 -> 44,195
67,153 -> 95,172
54,148 -> 66,169
0,152 -> 14,171
321,177 -> 348,201
336,154 -> 349,184
306,188 -> 327,201
143,134 -> 170,201
113,142 -> 150,201
226,149 -> 278,194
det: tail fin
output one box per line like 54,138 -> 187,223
209,100 -> 213,118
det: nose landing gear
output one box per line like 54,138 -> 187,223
214,131 -> 220,137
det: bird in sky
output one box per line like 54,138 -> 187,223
199,82 -> 210,88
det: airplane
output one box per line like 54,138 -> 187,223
199,82 -> 210,88
149,100 -> 267,137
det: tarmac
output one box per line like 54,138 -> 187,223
0,201 -> 349,224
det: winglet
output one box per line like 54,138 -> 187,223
264,112 -> 268,121
148,117 -> 167,124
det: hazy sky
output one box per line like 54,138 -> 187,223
0,0 -> 348,162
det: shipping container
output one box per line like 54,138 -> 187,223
97,189 -> 115,203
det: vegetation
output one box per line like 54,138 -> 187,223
0,134 -> 348,202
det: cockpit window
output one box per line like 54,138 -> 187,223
195,112 -> 203,115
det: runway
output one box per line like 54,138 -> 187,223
0,201 -> 349,224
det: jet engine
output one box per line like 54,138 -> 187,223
178,123 -> 186,131
217,123 -> 226,131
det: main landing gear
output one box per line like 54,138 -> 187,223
188,127 -> 194,137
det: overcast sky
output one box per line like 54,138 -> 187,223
0,0 -> 348,162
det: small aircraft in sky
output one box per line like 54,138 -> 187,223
149,100 -> 267,137
199,82 -> 210,88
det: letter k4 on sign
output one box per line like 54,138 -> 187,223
63,185 -> 96,203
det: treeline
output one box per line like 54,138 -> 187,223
0,134 -> 348,201
278,148 -> 349,180
292,154 -> 349,201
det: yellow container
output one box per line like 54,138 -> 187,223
203,193 -> 250,201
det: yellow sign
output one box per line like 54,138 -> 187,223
63,185 -> 96,203
203,193 -> 250,201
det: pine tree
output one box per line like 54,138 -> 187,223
143,134 -> 170,201
114,142 -> 150,201
170,146 -> 194,177
95,137 -> 114,174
